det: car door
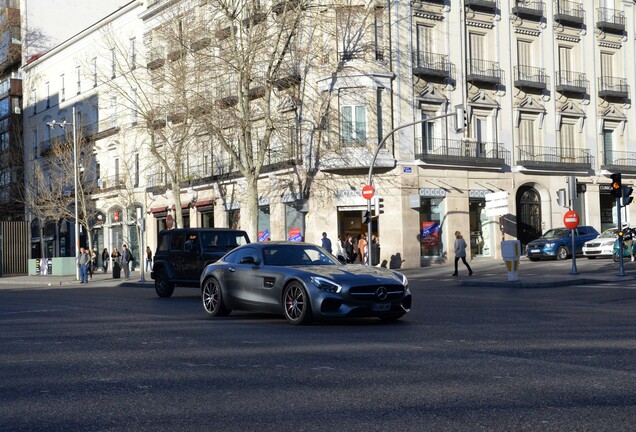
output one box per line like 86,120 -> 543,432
223,246 -> 262,307
181,231 -> 203,281
169,232 -> 186,280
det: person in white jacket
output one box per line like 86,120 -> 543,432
452,231 -> 473,276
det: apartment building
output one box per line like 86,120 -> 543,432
20,0 -> 636,268
0,0 -> 22,222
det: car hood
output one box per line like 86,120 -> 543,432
296,264 -> 405,284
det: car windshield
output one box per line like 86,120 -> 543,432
541,229 -> 569,239
201,232 -> 249,252
262,244 -> 340,266
599,229 -> 618,239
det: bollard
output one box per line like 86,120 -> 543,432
501,240 -> 521,282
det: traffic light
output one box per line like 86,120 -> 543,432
455,105 -> 468,131
623,185 -> 634,206
374,197 -> 385,215
362,210 -> 371,225
556,188 -> 567,208
611,173 -> 622,198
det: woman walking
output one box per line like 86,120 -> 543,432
452,231 -> 473,276
101,248 -> 109,273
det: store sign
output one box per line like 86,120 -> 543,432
258,229 -> 270,242
419,188 -> 446,197
469,189 -> 490,198
599,184 -> 613,193
288,228 -> 302,242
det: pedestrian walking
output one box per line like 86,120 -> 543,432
77,247 -> 91,284
335,234 -> 347,261
145,246 -> 153,272
102,248 -> 109,273
121,244 -> 132,280
452,231 -> 473,276
623,224 -> 635,262
345,234 -> 355,263
321,232 -> 333,254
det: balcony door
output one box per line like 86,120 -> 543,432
558,46 -> 572,85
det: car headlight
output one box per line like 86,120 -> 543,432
310,276 -> 342,293
603,240 -> 615,246
545,242 -> 555,248
400,273 -> 408,287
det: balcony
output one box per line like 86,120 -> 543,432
216,78 -> 238,107
466,59 -> 504,86
146,47 -> 165,70
465,0 -> 498,13
248,71 -> 266,100
272,0 -> 301,14
514,65 -> 549,91
412,52 -> 453,81
517,145 -> 593,171
554,0 -> 584,27
512,1 -> 544,21
596,8 -> 625,34
598,76 -> 629,101
97,174 -> 126,192
601,150 -> 636,174
273,65 -> 301,90
415,137 -> 509,168
191,36 -> 211,52
555,70 -> 588,96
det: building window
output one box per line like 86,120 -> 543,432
115,157 -> 120,183
134,153 -> 139,187
0,131 -> 8,151
60,74 -> 65,101
76,66 -> 81,95
340,105 -> 367,145
32,129 -> 37,159
130,37 -> 136,70
111,48 -> 116,79
419,197 -> 445,260
110,95 -> 117,127
92,57 -> 98,87
374,7 -> 385,61
130,88 -> 138,124
30,88 -> 36,115
559,121 -> 577,159
45,82 -> 50,108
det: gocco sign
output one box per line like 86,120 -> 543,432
419,188 -> 446,197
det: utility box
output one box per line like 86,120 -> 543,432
501,240 -> 521,282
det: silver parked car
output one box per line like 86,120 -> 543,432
200,242 -> 411,325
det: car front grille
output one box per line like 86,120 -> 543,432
349,284 -> 405,301
587,243 -> 600,248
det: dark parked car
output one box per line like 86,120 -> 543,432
152,228 -> 250,297
526,226 -> 599,261
200,241 -> 411,325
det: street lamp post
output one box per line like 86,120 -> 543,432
48,107 -> 80,281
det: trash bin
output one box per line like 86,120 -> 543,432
501,240 -> 521,282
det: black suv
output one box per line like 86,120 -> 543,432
151,228 -> 250,297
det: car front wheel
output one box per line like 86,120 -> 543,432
154,269 -> 175,298
202,277 -> 231,317
283,282 -> 312,325
557,246 -> 569,260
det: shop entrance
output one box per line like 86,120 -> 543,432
516,186 -> 542,250
337,208 -> 378,263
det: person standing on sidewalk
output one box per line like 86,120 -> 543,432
121,244 -> 132,280
321,232 -> 332,254
145,246 -> 153,272
77,247 -> 91,284
623,224 -> 635,262
452,231 -> 473,276
102,248 -> 109,273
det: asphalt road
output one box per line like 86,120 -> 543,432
2,269 -> 636,431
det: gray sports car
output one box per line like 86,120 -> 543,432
200,241 -> 411,325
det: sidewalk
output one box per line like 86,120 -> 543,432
400,256 -> 636,288
0,269 -> 154,289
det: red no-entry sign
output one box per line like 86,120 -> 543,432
563,210 -> 579,229
362,185 -> 375,200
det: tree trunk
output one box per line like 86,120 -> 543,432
244,174 -> 259,240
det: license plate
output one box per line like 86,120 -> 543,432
530,249 -> 540,253
372,303 -> 391,311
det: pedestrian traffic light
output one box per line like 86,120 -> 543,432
622,185 -> 634,206
611,173 -> 622,198
362,210 -> 371,225
556,188 -> 567,208
374,197 -> 385,215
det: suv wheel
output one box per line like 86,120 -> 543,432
155,269 -> 175,298
556,246 -> 569,260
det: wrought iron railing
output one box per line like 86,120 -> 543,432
517,145 -> 593,165
467,59 -> 504,83
514,65 -> 550,88
555,70 -> 588,91
602,150 -> 636,167
415,137 -> 509,164
598,76 -> 629,94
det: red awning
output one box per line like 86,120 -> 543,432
150,206 -> 168,213
194,199 -> 215,208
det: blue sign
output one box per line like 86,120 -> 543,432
403,166 -> 412,173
